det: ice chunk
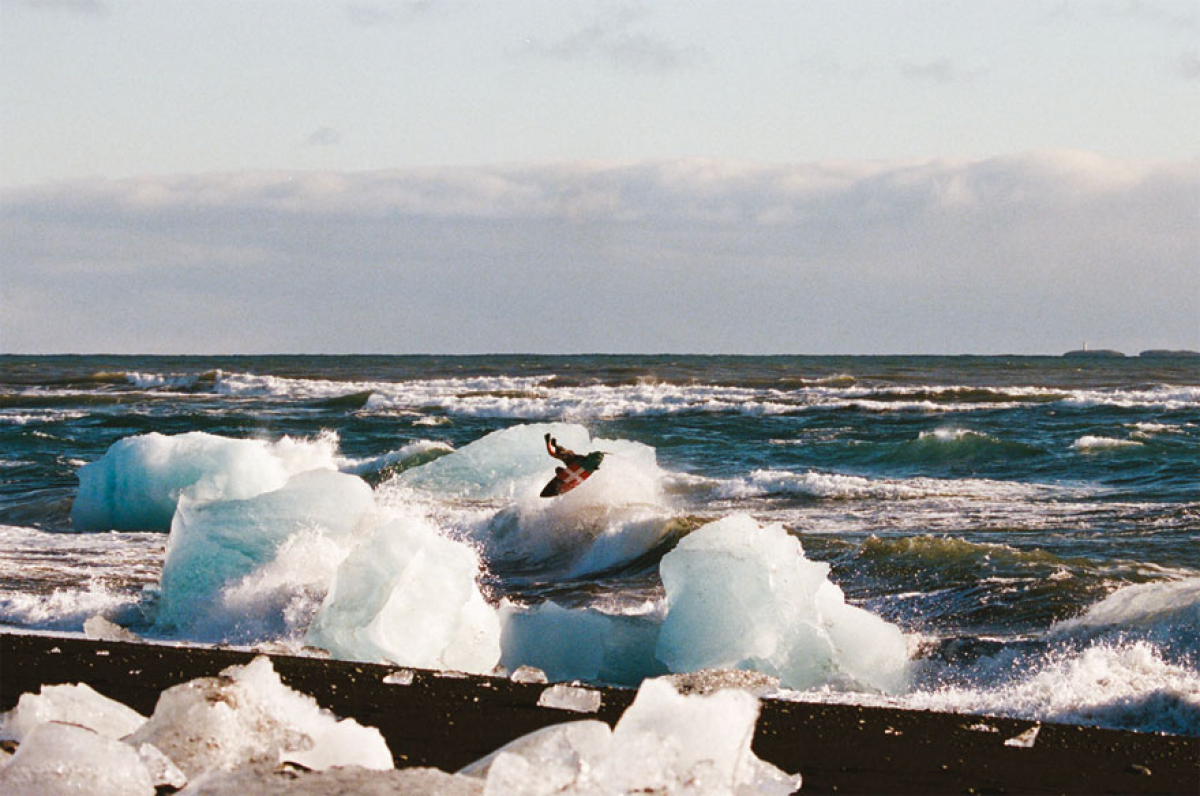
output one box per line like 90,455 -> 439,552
125,656 -> 392,779
0,721 -> 156,796
656,514 -> 909,693
306,510 -> 501,674
72,431 -> 340,531
510,665 -> 549,684
598,678 -> 799,795
458,720 -> 614,788
1004,724 -> 1041,748
84,613 -> 142,642
461,678 -> 799,796
1,681 -> 146,742
500,599 -> 665,687
157,468 -> 374,634
537,684 -> 602,713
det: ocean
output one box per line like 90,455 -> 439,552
1,354 -> 1197,736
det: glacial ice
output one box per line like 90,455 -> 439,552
461,678 -> 800,796
0,681 -> 146,742
0,661 -> 801,795
500,599 -> 665,686
72,431 -> 341,531
156,468 -> 374,634
125,656 -> 392,778
0,721 -> 156,796
656,514 -> 910,693
306,510 -> 502,674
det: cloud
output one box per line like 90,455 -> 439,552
2,153 -> 1196,354
344,1 -> 432,26
14,0 -> 107,14
1174,51 -> 1200,80
525,8 -> 705,72
898,58 -> 987,83
305,127 -> 342,147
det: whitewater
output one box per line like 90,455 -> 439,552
1,354 -> 1197,737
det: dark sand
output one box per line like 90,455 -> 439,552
2,633 -> 1195,794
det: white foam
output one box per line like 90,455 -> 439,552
72,431 -> 343,532
1071,435 -> 1143,451
656,514 -> 910,693
718,468 -> 1053,502
1052,577 -> 1200,643
906,641 -> 1200,735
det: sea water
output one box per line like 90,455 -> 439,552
1,354 -> 1197,735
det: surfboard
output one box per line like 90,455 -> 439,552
540,452 -> 605,497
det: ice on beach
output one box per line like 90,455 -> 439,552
537,684 -> 603,713
72,431 -> 341,531
84,613 -> 143,642
462,677 -> 800,796
156,468 -> 374,634
178,764 -> 485,796
500,599 -> 666,686
0,721 -> 156,796
306,510 -> 502,674
0,681 -> 146,742
656,514 -> 910,693
125,656 -> 392,779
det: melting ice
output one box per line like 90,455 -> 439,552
0,657 -> 799,796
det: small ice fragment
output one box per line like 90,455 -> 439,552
664,668 -> 780,697
383,669 -> 415,686
1004,724 -> 1041,748
510,665 -> 549,684
0,722 -> 156,796
1,682 -> 146,742
84,614 -> 142,642
537,684 -> 602,714
964,722 -> 999,733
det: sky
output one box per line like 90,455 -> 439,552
1,0 -> 1197,354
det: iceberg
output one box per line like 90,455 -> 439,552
72,431 -> 341,532
306,510 -> 502,674
156,468 -> 375,635
656,514 -> 909,693
500,599 -> 665,686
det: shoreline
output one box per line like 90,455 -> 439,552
2,633 -> 1195,794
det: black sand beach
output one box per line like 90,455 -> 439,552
1,633 -> 1195,794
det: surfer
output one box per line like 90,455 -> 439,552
541,433 -> 605,497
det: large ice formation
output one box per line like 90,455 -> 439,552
72,431 -> 341,531
306,510 -> 502,674
156,468 -> 375,635
499,599 -> 665,686
656,514 -> 910,693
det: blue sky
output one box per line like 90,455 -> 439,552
2,1 -> 1198,354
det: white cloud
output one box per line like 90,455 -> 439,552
524,8 -> 705,72
2,153 -> 1196,354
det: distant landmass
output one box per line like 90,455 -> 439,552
1063,348 -> 1125,358
1062,348 -> 1200,359
1138,349 -> 1200,358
